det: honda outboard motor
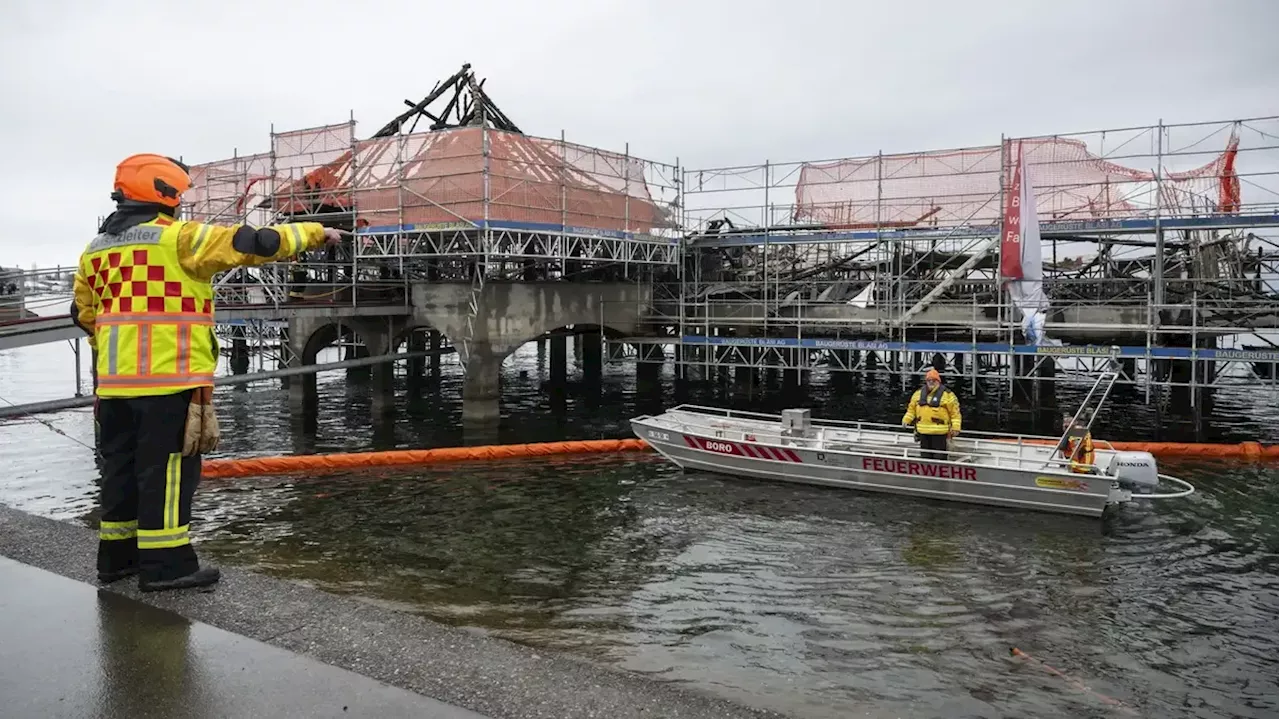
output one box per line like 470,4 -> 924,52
1109,451 -> 1160,493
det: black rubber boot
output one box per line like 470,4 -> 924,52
97,566 -> 139,584
139,566 -> 221,593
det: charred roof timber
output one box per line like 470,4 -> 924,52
373,63 -> 522,137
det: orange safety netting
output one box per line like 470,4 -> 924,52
793,132 -> 1241,228
184,153 -> 275,225
200,437 -> 1276,480
183,123 -> 671,234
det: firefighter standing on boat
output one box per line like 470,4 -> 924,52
71,153 -> 343,592
901,368 -> 962,460
1062,414 -> 1096,473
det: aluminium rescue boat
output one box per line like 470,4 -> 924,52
630,370 -> 1194,518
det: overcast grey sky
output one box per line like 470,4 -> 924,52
1,0 -> 1276,267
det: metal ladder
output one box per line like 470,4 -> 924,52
1051,359 -> 1122,466
459,257 -> 486,370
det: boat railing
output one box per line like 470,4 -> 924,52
652,409 -> 1098,477
666,403 -> 1068,446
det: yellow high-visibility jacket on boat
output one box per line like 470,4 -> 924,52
1065,432 -> 1096,473
902,386 -> 962,436
73,215 -> 327,398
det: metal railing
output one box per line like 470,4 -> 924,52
211,259 -> 411,311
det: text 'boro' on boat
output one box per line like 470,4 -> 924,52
630,366 -> 1196,518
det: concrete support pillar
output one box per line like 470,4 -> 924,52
636,344 -> 662,386
371,363 -> 395,414
289,410 -> 318,451
372,410 -> 397,447
548,383 -> 567,415
285,318 -> 314,415
278,327 -> 291,389
462,344 -> 504,425
230,329 -> 250,375
345,342 -> 370,380
288,358 -> 317,417
549,334 -> 567,385
407,331 -> 426,393
430,330 -> 442,379
366,330 -> 395,416
581,332 -> 602,382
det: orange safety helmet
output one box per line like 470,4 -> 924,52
925,368 -> 941,382
111,154 -> 192,208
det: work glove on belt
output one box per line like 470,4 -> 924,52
181,386 -> 220,456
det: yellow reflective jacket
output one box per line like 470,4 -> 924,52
73,214 -> 325,397
902,385 -> 962,435
1065,431 -> 1095,473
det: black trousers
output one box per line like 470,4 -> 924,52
918,433 -> 949,460
96,390 -> 202,582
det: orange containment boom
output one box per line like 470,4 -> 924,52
1109,440 -> 1277,460
199,437 -> 1277,480
1010,438 -> 1279,460
201,439 -> 651,479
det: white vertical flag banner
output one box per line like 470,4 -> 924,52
1005,142 -> 1058,346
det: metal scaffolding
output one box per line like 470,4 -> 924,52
178,65 -> 683,367
611,116 -> 1279,401
9,79 -> 1276,407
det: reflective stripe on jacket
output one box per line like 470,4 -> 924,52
80,218 -> 216,397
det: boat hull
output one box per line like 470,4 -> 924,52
632,417 -> 1114,518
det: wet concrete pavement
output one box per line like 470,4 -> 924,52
0,505 -> 782,719
0,555 -> 489,718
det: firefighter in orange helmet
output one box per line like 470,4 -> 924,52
902,368 -> 962,460
72,153 -> 344,592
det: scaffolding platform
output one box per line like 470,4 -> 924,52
690,211 -> 1280,248
619,334 -> 1279,363
609,333 -> 1278,396
354,218 -> 680,264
